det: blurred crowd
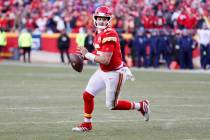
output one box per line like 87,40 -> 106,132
119,28 -> 210,69
0,0 -> 210,33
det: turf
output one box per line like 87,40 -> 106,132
0,62 -> 210,140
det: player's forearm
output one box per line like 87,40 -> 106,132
94,55 -> 110,65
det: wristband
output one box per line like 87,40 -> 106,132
85,52 -> 96,62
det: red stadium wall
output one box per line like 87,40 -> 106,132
41,33 -> 77,53
1,33 -> 18,57
4,33 -> 200,59
4,33 -> 78,56
4,33 -> 133,56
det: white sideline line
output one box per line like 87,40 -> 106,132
127,95 -> 210,100
0,118 -> 210,125
1,61 -> 210,74
0,105 -> 208,113
0,95 -> 209,100
0,95 -> 79,100
153,105 -> 209,107
0,106 -> 74,111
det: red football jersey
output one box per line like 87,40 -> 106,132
93,28 -> 123,72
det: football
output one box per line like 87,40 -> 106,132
69,54 -> 84,72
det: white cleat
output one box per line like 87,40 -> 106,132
72,122 -> 92,132
138,99 -> 150,121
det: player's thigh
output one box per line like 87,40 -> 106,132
105,72 -> 126,108
85,69 -> 105,96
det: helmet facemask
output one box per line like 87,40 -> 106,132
93,6 -> 113,30
93,15 -> 112,30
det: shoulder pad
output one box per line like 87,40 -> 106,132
102,28 -> 118,44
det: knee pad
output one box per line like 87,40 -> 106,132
83,91 -> 94,102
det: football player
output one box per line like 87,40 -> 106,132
72,6 -> 150,132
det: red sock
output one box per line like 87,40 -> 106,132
83,91 -> 94,121
113,100 -> 133,110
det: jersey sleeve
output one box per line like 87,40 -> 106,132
101,30 -> 118,45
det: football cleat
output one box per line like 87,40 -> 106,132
138,99 -> 150,121
72,122 -> 92,132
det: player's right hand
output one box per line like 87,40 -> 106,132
77,46 -> 88,57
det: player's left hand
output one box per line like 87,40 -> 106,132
77,46 -> 88,57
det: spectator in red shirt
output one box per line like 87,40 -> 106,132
184,14 -> 197,29
25,14 -> 36,32
154,11 -> 166,29
141,11 -> 155,29
177,10 -> 188,29
0,14 -> 7,30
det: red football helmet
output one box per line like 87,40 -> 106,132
93,6 -> 113,29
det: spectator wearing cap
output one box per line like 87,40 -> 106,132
155,29 -> 171,68
133,27 -> 148,67
177,29 -> 194,69
169,30 -> 182,66
148,29 -> 159,67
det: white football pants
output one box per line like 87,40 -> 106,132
85,68 -> 126,109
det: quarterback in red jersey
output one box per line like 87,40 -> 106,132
72,6 -> 150,132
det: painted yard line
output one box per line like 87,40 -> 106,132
0,73 -> 78,78
129,95 -> 210,99
0,118 -> 210,125
0,106 -> 78,110
3,74 -> 210,84
142,81 -> 210,84
0,95 -> 209,100
0,95 -> 82,99
0,104 -> 208,112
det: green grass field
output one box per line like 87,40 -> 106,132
0,62 -> 210,140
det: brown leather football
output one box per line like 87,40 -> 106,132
70,54 -> 84,72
